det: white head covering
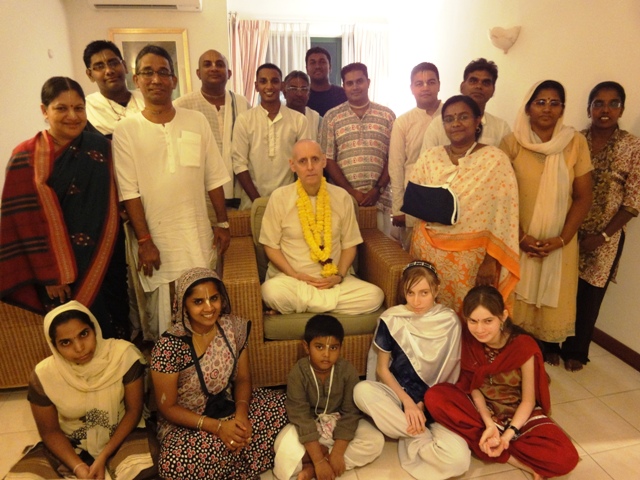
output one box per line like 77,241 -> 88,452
513,81 -> 575,308
36,301 -> 144,456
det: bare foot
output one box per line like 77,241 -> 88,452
544,352 -> 560,366
564,358 -> 584,372
297,463 -> 315,480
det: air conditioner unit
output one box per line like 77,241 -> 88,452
88,0 -> 202,11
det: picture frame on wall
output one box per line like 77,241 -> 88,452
108,28 -> 192,100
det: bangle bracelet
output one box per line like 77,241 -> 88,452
215,419 -> 223,435
235,399 -> 249,406
73,463 -> 85,474
137,234 -> 152,245
196,415 -> 206,431
314,457 -> 328,465
519,233 -> 527,243
558,236 -> 565,247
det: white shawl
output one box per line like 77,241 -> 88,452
367,303 -> 461,386
513,81 -> 575,308
36,301 -> 145,457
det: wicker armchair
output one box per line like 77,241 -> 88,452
222,199 -> 413,388
0,303 -> 49,388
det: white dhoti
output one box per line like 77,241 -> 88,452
354,381 -> 470,480
261,274 -> 384,315
273,420 -> 384,480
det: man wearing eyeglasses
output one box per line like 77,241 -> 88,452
174,50 -> 250,210
113,45 -> 230,339
284,70 -> 321,141
83,40 -> 144,138
421,58 -> 511,150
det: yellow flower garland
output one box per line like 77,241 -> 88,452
296,178 -> 339,277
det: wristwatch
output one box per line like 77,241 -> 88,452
215,221 -> 230,229
601,231 -> 611,243
507,424 -> 521,440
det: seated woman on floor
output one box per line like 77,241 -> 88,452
150,267 -> 288,479
426,286 -> 578,479
6,301 -> 155,480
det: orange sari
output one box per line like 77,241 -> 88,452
409,145 -> 519,312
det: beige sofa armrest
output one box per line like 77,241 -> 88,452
359,229 -> 414,309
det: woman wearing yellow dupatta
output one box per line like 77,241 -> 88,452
500,80 -> 593,365
409,95 -> 520,313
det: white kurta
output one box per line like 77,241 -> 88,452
113,107 -> 230,295
259,183 -> 383,314
389,106 -> 441,216
231,105 -> 310,209
421,110 -> 511,150
305,106 -> 322,141
174,90 -> 251,198
86,90 -> 144,136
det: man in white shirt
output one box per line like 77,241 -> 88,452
421,58 -> 511,150
260,139 -> 384,315
283,70 -> 321,141
389,62 -> 442,250
232,63 -> 310,210
83,40 -> 143,138
113,45 -> 230,338
174,49 -> 250,210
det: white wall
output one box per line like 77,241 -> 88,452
2,0 -> 639,355
0,0 -> 74,187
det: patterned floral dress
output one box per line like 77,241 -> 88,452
152,314 -> 287,479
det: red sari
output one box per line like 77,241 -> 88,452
0,131 -> 120,334
425,329 -> 578,478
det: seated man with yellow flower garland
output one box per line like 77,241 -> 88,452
260,139 -> 384,315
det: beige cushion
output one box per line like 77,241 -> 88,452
263,306 -> 383,341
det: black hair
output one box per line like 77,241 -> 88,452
341,62 -> 368,82
463,58 -> 498,85
284,70 -> 310,85
526,80 -> 566,109
588,81 -> 626,108
256,63 -> 282,79
49,309 -> 95,344
442,94 -> 483,140
305,46 -> 331,65
183,277 -> 232,315
83,40 -> 123,68
135,44 -> 174,74
303,314 -> 345,344
411,62 -> 440,82
41,77 -> 85,106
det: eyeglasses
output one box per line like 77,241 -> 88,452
286,87 -> 310,93
591,100 -> 623,109
136,69 -> 174,79
442,113 -> 474,124
531,99 -> 564,108
91,58 -> 122,72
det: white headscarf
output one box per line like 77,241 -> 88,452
513,81 -> 575,308
36,301 -> 145,457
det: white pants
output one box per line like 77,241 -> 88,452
354,381 -> 470,480
261,274 -> 384,315
273,420 -> 384,480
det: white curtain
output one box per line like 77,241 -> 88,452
342,24 -> 390,106
266,23 -> 311,78
228,13 -> 271,106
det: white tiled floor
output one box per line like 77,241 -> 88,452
2,343 -> 639,479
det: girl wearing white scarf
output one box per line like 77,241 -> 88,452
6,301 -> 155,480
500,81 -> 593,364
